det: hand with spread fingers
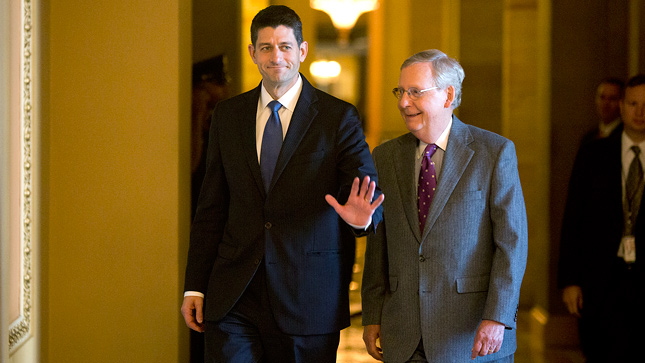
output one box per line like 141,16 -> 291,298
325,176 -> 384,228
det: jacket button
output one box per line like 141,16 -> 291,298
419,255 -> 426,262
265,222 -> 272,229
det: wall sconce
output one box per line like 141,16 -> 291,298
310,0 -> 379,44
310,60 -> 342,86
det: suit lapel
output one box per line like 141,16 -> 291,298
608,130 -> 625,215
422,117 -> 474,241
240,84 -> 266,197
270,75 -> 318,191
394,133 -> 423,243
605,127 -> 632,233
596,128 -> 631,248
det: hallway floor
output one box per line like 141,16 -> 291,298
337,310 -> 586,363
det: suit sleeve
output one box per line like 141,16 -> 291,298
333,104 -> 383,232
184,104 -> 230,293
557,143 -> 591,288
483,139 -> 528,329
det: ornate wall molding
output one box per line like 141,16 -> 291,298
8,0 -> 34,352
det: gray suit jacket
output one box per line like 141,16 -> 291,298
362,117 -> 528,362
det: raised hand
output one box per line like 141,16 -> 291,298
325,176 -> 384,228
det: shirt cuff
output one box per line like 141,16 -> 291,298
348,216 -> 372,230
184,291 -> 205,298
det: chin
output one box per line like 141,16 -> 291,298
404,121 -> 423,133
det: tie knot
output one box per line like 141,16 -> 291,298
268,100 -> 282,113
632,145 -> 641,156
423,143 -> 438,159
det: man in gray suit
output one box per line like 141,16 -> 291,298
361,49 -> 528,362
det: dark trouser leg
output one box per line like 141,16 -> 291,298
261,329 -> 339,363
204,263 -> 340,363
404,339 -> 427,363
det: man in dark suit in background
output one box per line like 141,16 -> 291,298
362,49 -> 527,363
579,78 -> 624,145
181,5 -> 384,363
559,74 -> 645,362
556,76 -> 622,363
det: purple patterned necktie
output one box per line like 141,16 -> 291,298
418,143 -> 438,232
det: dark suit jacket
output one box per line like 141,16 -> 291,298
184,75 -> 381,335
362,117 -> 527,362
558,125 -> 645,313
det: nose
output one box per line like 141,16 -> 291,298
271,48 -> 282,63
398,91 -> 412,108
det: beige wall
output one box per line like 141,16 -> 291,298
42,0 -> 191,362
502,0 -> 551,311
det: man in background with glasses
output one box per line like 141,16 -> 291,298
361,49 -> 528,362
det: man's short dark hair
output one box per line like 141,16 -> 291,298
600,77 -> 625,90
250,5 -> 303,47
598,77 -> 625,99
626,74 -> 645,89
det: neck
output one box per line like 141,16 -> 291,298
267,86 -> 288,100
413,115 -> 451,144
264,77 -> 298,100
626,129 -> 645,144
413,131 -> 440,145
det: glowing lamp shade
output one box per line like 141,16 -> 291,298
310,0 -> 379,30
310,60 -> 342,80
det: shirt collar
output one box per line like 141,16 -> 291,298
260,75 -> 303,113
599,118 -> 621,137
417,117 -> 453,159
621,131 -> 645,157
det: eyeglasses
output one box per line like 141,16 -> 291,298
392,86 -> 439,100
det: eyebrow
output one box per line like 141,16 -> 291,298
258,40 -> 295,47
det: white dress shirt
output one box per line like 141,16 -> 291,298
256,76 -> 303,162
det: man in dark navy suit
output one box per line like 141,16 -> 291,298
181,5 -> 383,363
559,74 -> 645,362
